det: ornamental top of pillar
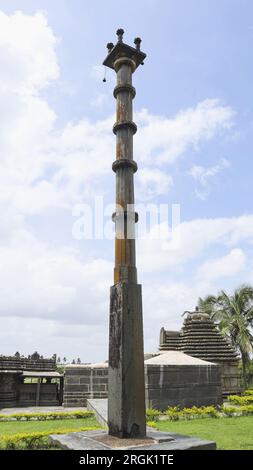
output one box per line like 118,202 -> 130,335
103,28 -> 146,71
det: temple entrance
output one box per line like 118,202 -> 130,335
18,372 -> 64,406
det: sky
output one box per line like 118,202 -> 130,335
0,0 -> 252,362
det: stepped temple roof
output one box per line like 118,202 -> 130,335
160,307 -> 239,364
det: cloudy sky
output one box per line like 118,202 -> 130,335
0,0 -> 252,362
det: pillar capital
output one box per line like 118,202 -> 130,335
103,29 -> 146,72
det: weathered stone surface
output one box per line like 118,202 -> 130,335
145,352 -> 222,410
63,363 -> 108,407
108,282 -> 146,438
63,351 -> 223,410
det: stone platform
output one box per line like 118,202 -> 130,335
50,399 -> 216,450
49,429 -> 216,450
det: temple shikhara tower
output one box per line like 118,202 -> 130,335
160,307 -> 241,396
103,29 -> 146,438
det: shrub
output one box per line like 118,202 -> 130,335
0,426 -> 100,450
165,407 -> 181,421
146,408 -> 161,421
200,406 -> 219,418
220,405 -> 238,417
0,410 -> 94,422
228,395 -> 253,405
146,421 -> 156,428
244,390 -> 253,396
239,404 -> 253,415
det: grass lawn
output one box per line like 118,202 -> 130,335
156,416 -> 253,450
0,417 -> 101,436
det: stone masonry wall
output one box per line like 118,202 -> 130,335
63,360 -> 222,409
63,364 -> 108,407
0,373 -> 20,408
145,363 -> 222,411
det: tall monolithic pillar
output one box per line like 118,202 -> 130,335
103,29 -> 147,438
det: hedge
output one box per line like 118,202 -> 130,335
146,404 -> 253,422
0,426 -> 100,450
228,395 -> 253,405
243,390 -> 253,396
0,410 -> 94,422
165,405 -> 219,421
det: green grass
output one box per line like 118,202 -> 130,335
0,417 -> 100,437
156,416 -> 253,450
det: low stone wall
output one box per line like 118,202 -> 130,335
63,352 -> 223,409
63,363 -> 108,407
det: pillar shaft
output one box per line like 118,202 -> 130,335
103,30 -> 147,439
113,59 -> 137,284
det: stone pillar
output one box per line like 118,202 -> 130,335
103,30 -> 146,438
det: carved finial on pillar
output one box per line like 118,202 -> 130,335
134,37 -> 142,51
107,42 -> 114,53
116,28 -> 124,42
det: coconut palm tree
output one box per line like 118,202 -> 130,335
199,284 -> 253,386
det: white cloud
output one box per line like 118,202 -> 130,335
0,226 -> 112,323
196,248 -> 246,282
189,157 -> 230,200
0,10 -> 59,94
136,168 -> 173,200
138,215 -> 253,273
135,100 -> 235,164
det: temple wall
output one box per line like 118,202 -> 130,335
63,358 -> 223,409
220,362 -> 242,396
0,373 -> 20,408
18,383 -> 59,407
63,365 -> 108,407
145,363 -> 222,411
0,356 -> 56,372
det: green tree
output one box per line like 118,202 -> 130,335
199,284 -> 253,386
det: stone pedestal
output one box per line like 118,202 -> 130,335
108,282 -> 146,438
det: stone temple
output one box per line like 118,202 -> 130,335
159,307 -> 241,396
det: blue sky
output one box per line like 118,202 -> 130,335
0,1 -> 252,362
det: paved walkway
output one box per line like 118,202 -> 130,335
0,406 -> 87,415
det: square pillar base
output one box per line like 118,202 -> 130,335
108,282 -> 146,438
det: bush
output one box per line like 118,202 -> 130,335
146,421 -> 156,428
146,408 -> 161,422
0,426 -> 100,450
239,404 -> 253,415
220,405 -> 238,417
228,395 -> 253,405
244,390 -> 253,396
0,410 -> 94,422
165,407 -> 181,421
